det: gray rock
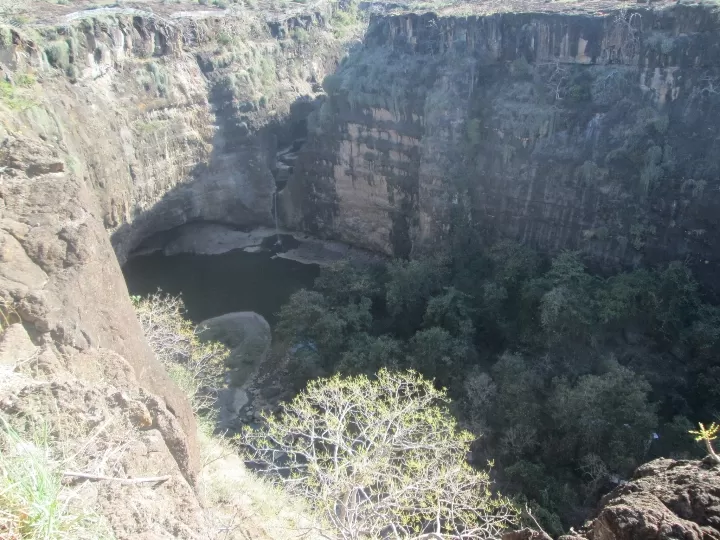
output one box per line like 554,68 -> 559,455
216,387 -> 249,430
197,312 -> 272,387
281,9 -> 720,294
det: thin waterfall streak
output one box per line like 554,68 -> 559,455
273,189 -> 282,247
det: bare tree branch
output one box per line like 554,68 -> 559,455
63,471 -> 171,484
237,370 -> 519,539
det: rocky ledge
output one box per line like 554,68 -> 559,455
506,458 -> 720,540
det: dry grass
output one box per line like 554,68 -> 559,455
0,416 -> 115,540
197,422 -> 330,540
130,291 -> 328,539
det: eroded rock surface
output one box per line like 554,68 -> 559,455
282,3 -> 720,288
561,458 -> 720,540
0,321 -> 207,538
0,1 -> 350,497
504,459 -> 720,540
0,132 -> 202,483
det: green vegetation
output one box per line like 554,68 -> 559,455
217,31 -> 233,46
133,62 -> 171,98
45,40 -> 70,70
132,292 -> 330,538
0,80 -> 36,110
0,419 -> 112,539
690,422 -> 719,462
329,0 -> 364,39
131,293 -> 228,414
291,27 -> 311,46
273,234 -> 720,533
0,70 -> 36,112
239,369 -> 519,539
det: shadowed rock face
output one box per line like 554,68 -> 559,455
281,4 -> 720,288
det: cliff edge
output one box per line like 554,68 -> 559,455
506,457 -> 720,540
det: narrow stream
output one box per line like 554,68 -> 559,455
123,249 -> 319,325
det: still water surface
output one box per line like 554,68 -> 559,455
123,250 -> 319,324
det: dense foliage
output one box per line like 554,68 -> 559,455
275,231 -> 719,532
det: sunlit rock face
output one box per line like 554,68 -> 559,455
0,3 -> 346,492
281,5 -> 720,285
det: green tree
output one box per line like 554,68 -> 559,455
277,290 -> 372,369
386,258 -> 449,335
596,268 -> 656,330
337,333 -> 404,375
424,287 -> 475,338
447,214 -> 492,300
407,327 -> 468,386
550,360 -> 657,474
539,252 -> 597,343
462,368 -> 497,434
276,289 -> 328,343
489,240 -> 539,291
238,370 -> 519,539
651,262 -> 700,342
132,292 -> 228,412
314,259 -> 382,305
490,353 -> 544,432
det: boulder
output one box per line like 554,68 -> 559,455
197,312 -> 272,387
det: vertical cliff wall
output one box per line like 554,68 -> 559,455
282,3 -> 720,282
0,2 -> 353,489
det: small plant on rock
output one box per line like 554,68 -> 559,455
689,422 -> 720,463
0,418 -> 112,539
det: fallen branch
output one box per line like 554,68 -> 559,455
62,471 -> 171,485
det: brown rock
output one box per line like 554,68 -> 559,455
0,378 -> 206,539
0,130 -> 201,483
573,459 -> 720,540
126,400 -> 153,430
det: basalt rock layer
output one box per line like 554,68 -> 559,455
503,458 -> 720,540
281,1 -> 720,286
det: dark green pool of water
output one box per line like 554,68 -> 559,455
123,250 -> 319,325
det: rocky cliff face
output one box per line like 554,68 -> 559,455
0,6 -> 344,263
282,2 -> 720,285
504,457 -> 720,540
0,4 -> 351,530
575,458 -> 720,540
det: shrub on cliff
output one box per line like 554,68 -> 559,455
238,369 -> 519,539
131,292 -> 228,413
